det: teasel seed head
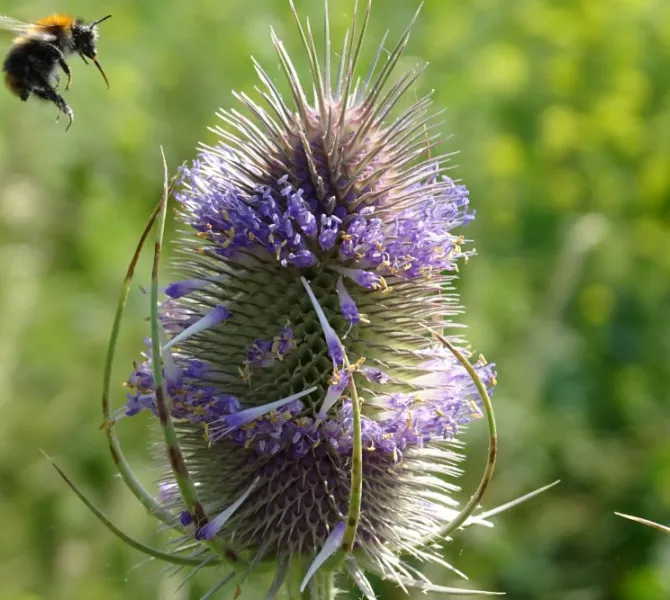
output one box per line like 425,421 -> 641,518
100,2 -> 503,597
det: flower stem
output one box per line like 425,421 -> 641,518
341,355 -> 362,553
149,149 -> 245,568
420,325 -> 498,542
100,198 -> 176,525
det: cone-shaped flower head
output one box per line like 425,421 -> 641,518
117,2 -> 496,597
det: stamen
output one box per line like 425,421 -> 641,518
300,277 -> 345,364
163,305 -> 231,351
299,521 -> 345,591
195,477 -> 260,540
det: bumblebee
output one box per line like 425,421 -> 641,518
1,14 -> 111,130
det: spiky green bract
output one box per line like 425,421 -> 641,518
615,513 -> 670,534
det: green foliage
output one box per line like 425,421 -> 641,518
0,0 -> 667,598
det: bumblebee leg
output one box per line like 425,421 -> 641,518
44,43 -> 72,92
57,57 -> 72,92
33,87 -> 74,131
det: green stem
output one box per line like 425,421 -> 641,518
100,199 -> 176,526
341,356 -> 362,553
150,150 -> 206,522
149,149 -> 244,568
44,452 -> 218,567
420,326 -> 498,542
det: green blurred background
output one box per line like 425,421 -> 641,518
0,0 -> 668,598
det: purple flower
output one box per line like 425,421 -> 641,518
106,3 -> 497,599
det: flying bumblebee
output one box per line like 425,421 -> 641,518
1,14 -> 111,131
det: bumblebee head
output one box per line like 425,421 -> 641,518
73,15 -> 112,89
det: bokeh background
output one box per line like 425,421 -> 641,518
0,0 -> 668,598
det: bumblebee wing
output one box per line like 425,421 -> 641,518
0,16 -> 57,41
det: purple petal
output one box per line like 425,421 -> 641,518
300,522 -> 346,591
163,305 -> 231,351
300,277 -> 345,365
195,478 -> 259,540
318,370 -> 351,418
336,276 -> 360,325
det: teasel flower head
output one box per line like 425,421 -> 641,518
77,2 -> 506,598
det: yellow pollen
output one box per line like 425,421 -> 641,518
239,365 -> 251,385
328,370 -> 342,386
469,400 -> 483,417
348,357 -> 366,373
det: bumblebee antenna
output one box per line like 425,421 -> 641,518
90,15 -> 112,28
